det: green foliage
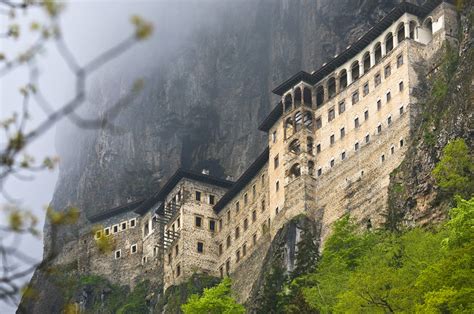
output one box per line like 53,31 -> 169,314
181,278 -> 245,314
116,281 -> 150,314
432,139 -> 474,199
278,199 -> 474,313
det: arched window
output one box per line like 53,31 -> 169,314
289,163 -> 301,179
295,111 -> 303,132
303,87 -> 312,107
307,136 -> 314,155
397,23 -> 405,43
308,161 -> 315,176
374,42 -> 382,64
424,17 -> 433,34
327,77 -> 336,99
351,61 -> 360,81
316,86 -> 324,108
294,87 -> 302,107
303,111 -> 313,130
289,139 -> 301,154
385,32 -> 394,53
363,52 -> 371,73
285,117 -> 294,138
284,94 -> 293,112
409,21 -> 417,39
339,69 -> 347,89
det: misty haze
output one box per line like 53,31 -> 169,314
1,0 -> 472,313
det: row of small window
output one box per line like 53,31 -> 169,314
313,138 -> 405,177
326,106 -> 405,147
194,191 -> 216,205
218,211 -> 261,254
316,79 -> 404,131
113,243 -> 138,259
94,218 -> 137,239
167,240 -> 205,265
219,221 -> 270,278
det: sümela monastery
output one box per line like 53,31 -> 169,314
65,0 -> 458,303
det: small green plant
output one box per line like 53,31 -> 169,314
432,138 -> 474,199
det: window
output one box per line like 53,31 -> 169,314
177,218 -> 180,228
400,139 -> 404,147
175,245 -> 179,256
195,216 -> 202,228
375,73 -> 381,86
115,250 -> 121,259
104,228 -> 110,237
226,235 -> 231,248
253,233 -> 257,245
225,260 -> 230,275
276,181 -> 280,192
252,210 -> 257,222
341,151 -> 346,160
261,174 -> 265,186
244,218 -> 249,231
275,207 -> 279,215
129,218 -> 136,228
95,230 -> 102,239
243,243 -> 247,256
121,222 -> 127,231
387,116 -> 392,126
384,64 -> 391,78
244,193 -> 248,205
195,191 -> 201,201
354,117 -> 360,128
143,256 -> 148,264
219,243 -> 223,256
363,82 -> 369,96
227,211 -> 231,223
274,155 -> 279,169
197,242 -> 204,253
220,266 -> 224,278
386,91 -> 391,102
365,134 -> 370,143
316,144 -> 321,153
397,54 -> 404,68
352,91 -> 359,105
209,220 -> 216,232
328,108 -> 335,122
377,99 -> 382,111
391,146 -> 395,154
330,134 -> 335,145
176,264 -> 181,277
377,124 -> 382,134
364,110 -> 369,121
272,131 -> 277,143
355,142 -> 360,151
340,127 -> 345,139
330,159 -> 335,168
338,101 -> 345,114
113,225 -> 119,233
400,106 -> 404,115
168,253 -> 172,265
399,81 -> 404,92
153,247 -> 158,257
252,185 -> 256,199
131,244 -> 137,254
235,201 -> 240,213
235,227 -> 240,239
317,168 -> 322,177
381,154 -> 385,162
236,250 -> 241,263
315,117 -> 322,129
261,199 -> 265,212
209,195 -> 215,205
219,219 -> 223,231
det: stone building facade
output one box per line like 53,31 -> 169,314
76,0 -> 458,299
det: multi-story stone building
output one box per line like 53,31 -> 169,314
78,0 -> 458,297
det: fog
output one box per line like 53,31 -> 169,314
0,1 -> 232,311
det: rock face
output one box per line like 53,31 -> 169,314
50,0 -> 408,247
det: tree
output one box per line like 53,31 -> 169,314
181,277 -> 245,314
432,138 -> 474,199
0,0 -> 152,307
